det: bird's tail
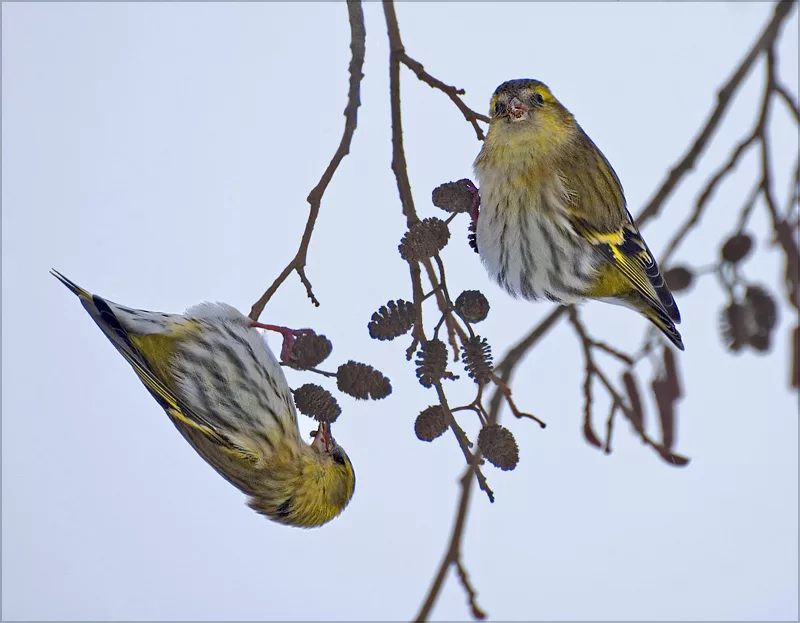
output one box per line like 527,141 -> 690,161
51,269 -> 92,300
641,302 -> 684,351
606,290 -> 685,351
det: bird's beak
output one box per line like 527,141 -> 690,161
508,96 -> 530,120
311,422 -> 333,453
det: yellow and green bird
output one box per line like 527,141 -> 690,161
52,270 -> 355,527
473,79 -> 683,350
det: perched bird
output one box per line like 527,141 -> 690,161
52,270 -> 355,527
473,79 -> 683,350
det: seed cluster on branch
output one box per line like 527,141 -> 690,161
415,339 -> 449,387
477,425 -> 519,471
414,405 -> 448,442
721,232 -> 754,264
336,360 -> 392,400
431,179 -> 475,214
664,266 -> 694,293
720,284 -> 778,353
455,290 -> 490,323
286,333 -> 333,370
398,217 -> 450,262
293,383 -> 341,423
461,336 -> 493,385
368,299 -> 416,340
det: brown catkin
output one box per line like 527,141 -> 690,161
455,290 -> 490,323
719,302 -> 750,353
336,361 -> 392,400
286,334 -> 332,370
663,267 -> 694,293
461,335 -> 493,385
415,339 -> 448,388
368,299 -> 416,341
431,180 -> 475,214
293,384 -> 341,423
414,405 -> 448,442
721,233 -> 754,264
745,285 -> 778,332
478,425 -> 519,471
398,218 -> 450,262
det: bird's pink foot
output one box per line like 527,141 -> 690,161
250,322 -> 316,362
458,178 -> 481,223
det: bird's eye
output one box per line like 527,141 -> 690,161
533,92 -> 544,105
332,447 -> 347,466
493,101 -> 506,116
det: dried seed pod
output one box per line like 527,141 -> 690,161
721,232 -> 754,264
745,285 -> 778,332
336,361 -> 392,400
661,345 -> 682,400
431,180 -> 474,214
286,333 -> 332,370
414,405 -> 448,442
748,333 -> 771,353
415,339 -> 448,387
658,451 -> 690,467
622,371 -> 645,434
719,302 -> 749,353
478,424 -> 519,471
398,217 -> 450,262
293,383 -> 341,423
461,335 -> 493,385
455,290 -> 490,323
664,266 -> 694,293
368,299 -> 416,341
652,377 -> 676,451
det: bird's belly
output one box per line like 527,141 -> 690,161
476,200 -> 598,304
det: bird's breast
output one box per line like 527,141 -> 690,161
474,164 -> 598,303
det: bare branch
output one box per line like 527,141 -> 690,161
384,0 -> 419,227
413,466 -> 483,622
249,0 -> 365,320
661,132 -> 759,265
399,53 -> 489,140
636,0 -> 796,226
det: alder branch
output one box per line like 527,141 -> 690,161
249,0 -> 365,320
399,53 -> 490,141
636,0 -> 796,225
413,466 -> 484,622
416,4 -> 796,620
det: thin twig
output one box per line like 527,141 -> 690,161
590,340 -> 635,366
735,182 -> 764,233
636,0 -> 796,227
487,306 -> 568,421
413,466 -> 483,622
399,53 -> 489,141
249,0 -> 366,319
384,0 -> 419,227
660,132 -> 759,265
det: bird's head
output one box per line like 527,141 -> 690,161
484,79 -> 578,158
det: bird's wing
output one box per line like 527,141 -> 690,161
570,215 -> 681,324
52,270 -> 256,458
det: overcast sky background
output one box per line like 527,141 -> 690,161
3,2 -> 798,621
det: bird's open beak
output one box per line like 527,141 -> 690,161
311,422 -> 334,453
508,96 -> 530,120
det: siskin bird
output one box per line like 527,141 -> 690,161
52,270 -> 355,527
473,79 -> 684,350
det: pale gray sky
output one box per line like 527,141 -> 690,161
3,2 -> 798,621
